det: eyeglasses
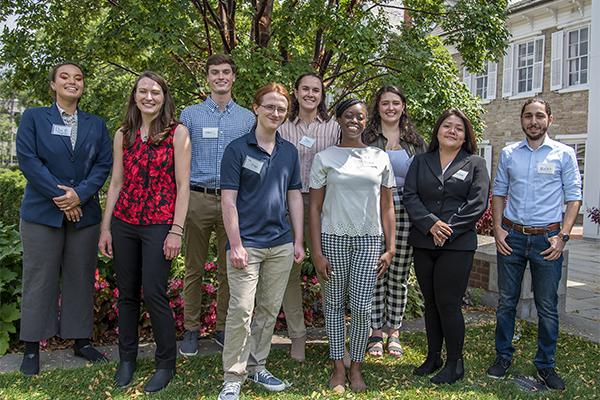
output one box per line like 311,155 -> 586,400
259,104 -> 288,115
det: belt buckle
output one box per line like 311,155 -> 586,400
521,225 -> 532,235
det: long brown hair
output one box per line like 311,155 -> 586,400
288,73 -> 330,122
363,85 -> 425,148
428,108 -> 478,154
120,71 -> 178,147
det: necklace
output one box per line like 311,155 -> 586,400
141,130 -> 148,142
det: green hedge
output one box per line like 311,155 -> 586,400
0,169 -> 25,228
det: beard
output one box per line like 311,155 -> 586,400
522,123 -> 548,141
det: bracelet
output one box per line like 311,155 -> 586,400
171,223 -> 184,232
168,230 -> 184,237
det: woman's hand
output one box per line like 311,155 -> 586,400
98,229 -> 113,258
53,185 -> 81,210
313,253 -> 332,282
377,250 -> 394,278
63,206 -> 83,223
163,232 -> 182,261
429,220 -> 453,244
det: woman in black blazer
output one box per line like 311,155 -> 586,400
403,108 -> 489,384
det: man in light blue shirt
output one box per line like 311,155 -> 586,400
179,54 -> 255,357
487,99 -> 582,390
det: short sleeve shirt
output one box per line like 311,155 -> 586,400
220,130 -> 302,249
310,146 -> 395,236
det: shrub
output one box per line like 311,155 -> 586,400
0,222 -> 22,355
0,169 -> 26,228
476,193 -> 494,236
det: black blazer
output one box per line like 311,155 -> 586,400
403,149 -> 490,251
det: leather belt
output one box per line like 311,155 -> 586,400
502,217 -> 560,235
191,185 -> 221,196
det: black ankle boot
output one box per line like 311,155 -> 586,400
413,352 -> 443,376
430,358 -> 464,384
143,368 -> 175,393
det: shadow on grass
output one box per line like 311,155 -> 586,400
0,323 -> 598,399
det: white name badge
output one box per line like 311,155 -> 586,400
537,162 -> 555,174
242,155 -> 264,174
362,158 -> 378,167
299,135 -> 316,148
51,124 -> 71,137
202,127 -> 219,138
452,169 -> 469,181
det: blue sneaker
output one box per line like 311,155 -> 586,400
218,381 -> 241,400
247,369 -> 286,391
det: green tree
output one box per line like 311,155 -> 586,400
0,0 -> 509,137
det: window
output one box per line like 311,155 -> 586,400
477,141 -> 492,179
551,26 -> 590,90
463,62 -> 497,101
502,36 -> 545,97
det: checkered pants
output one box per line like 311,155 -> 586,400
371,190 -> 412,330
322,233 -> 381,362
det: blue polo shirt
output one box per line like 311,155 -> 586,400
220,129 -> 302,249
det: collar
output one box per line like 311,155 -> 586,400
291,114 -> 324,125
246,128 -> 284,146
518,134 -> 555,151
205,95 -> 234,114
56,103 -> 78,118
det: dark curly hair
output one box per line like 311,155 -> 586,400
363,85 -> 425,149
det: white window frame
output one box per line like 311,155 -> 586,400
502,35 -> 545,98
477,140 -> 492,179
551,25 -> 590,91
463,62 -> 497,102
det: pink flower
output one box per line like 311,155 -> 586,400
202,283 -> 216,295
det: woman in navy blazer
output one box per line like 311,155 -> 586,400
16,62 -> 112,375
403,109 -> 489,384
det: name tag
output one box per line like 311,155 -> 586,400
537,162 -> 555,174
51,124 -> 71,137
452,170 -> 469,181
362,158 -> 378,167
299,135 -> 315,148
202,127 -> 219,138
242,155 -> 264,174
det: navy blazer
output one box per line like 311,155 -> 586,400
403,149 -> 490,251
16,104 -> 113,228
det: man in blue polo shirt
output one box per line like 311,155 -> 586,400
487,98 -> 582,390
179,54 -> 255,356
217,83 -> 304,400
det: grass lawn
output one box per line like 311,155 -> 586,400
0,321 -> 598,399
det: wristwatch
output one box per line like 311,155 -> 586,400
558,232 -> 570,242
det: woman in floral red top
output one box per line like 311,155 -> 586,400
98,71 -> 191,393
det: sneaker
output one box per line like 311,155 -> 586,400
487,356 -> 511,379
218,381 -> 241,400
179,330 -> 198,356
213,330 -> 225,348
537,367 -> 565,390
247,369 -> 286,391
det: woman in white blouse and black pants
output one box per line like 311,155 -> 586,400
309,99 -> 396,393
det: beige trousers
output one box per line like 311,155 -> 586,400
222,243 -> 294,382
281,193 -> 310,338
183,191 -> 229,331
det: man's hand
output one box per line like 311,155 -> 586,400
313,253 -> 331,282
229,244 -> 248,269
293,242 -> 305,264
494,226 -> 513,256
540,235 -> 565,261
53,185 -> 81,210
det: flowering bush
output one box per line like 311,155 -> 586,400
476,193 -> 494,236
587,207 -> 600,226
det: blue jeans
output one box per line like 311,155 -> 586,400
495,225 -> 562,369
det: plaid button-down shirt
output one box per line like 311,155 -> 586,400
180,96 -> 255,188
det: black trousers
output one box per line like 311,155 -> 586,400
112,217 -> 176,369
413,247 -> 474,361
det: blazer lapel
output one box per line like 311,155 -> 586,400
423,151 -> 443,184
443,149 -> 470,181
46,104 -> 74,155
73,110 -> 90,154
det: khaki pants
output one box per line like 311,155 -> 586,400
281,193 -> 310,338
222,243 -> 294,382
183,191 -> 229,331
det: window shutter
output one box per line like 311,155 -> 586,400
487,62 -> 497,100
551,30 -> 564,90
478,144 -> 493,179
532,35 -> 545,93
463,67 -> 472,93
502,44 -> 514,97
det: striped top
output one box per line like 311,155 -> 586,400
180,96 -> 255,189
279,116 -> 339,192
